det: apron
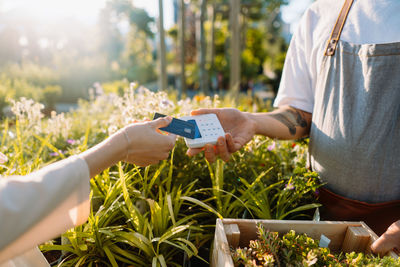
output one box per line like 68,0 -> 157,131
308,0 -> 400,235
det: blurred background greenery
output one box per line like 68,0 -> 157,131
0,1 -> 320,265
0,0 -> 312,116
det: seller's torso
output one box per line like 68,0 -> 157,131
308,0 -> 400,203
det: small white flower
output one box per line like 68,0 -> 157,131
108,125 -> 118,135
130,82 -> 138,91
10,97 -> 44,134
0,152 -> 8,164
8,131 -> 15,139
213,94 -> 221,108
45,112 -> 72,139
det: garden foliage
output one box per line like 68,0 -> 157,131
232,224 -> 400,267
0,84 -> 321,266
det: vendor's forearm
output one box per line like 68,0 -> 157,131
248,106 -> 312,140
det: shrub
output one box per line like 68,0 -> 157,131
0,85 -> 320,266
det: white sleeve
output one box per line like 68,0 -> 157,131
273,8 -> 316,113
0,156 -> 90,264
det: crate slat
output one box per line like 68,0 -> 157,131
211,218 -> 398,266
342,226 -> 370,252
224,224 -> 240,249
212,219 -> 234,267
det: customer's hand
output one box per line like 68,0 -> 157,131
81,116 -> 176,177
371,220 -> 400,256
122,117 -> 176,166
186,108 -> 256,162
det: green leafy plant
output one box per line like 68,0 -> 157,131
231,224 -> 400,267
0,87 -> 324,266
40,161 -> 209,267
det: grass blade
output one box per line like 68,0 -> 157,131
181,196 -> 223,219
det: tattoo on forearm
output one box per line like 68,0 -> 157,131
270,109 -> 308,135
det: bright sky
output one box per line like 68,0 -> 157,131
0,0 -> 309,31
0,0 -> 107,22
0,0 -> 174,28
281,0 -> 313,33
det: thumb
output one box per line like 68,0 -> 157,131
191,108 -> 219,116
371,220 -> 400,256
371,236 -> 392,256
151,116 -> 173,129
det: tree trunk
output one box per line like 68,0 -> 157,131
197,0 -> 208,94
241,15 -> 246,52
158,0 -> 167,91
208,2 -> 216,91
229,0 -> 241,97
179,0 -> 186,97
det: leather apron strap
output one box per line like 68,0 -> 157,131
309,0 -> 354,168
324,0 -> 354,56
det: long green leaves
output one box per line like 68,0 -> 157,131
2,94 -> 321,266
41,155 -> 206,266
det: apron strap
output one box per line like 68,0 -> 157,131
324,0 -> 355,56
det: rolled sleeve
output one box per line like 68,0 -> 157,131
0,156 -> 90,264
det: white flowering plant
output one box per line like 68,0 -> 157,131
0,83 -> 320,266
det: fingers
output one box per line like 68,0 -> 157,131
166,135 -> 177,149
191,108 -> 220,116
371,221 -> 400,256
187,137 -> 232,162
216,136 -> 230,162
152,132 -> 176,152
204,144 -> 217,163
225,133 -> 237,153
151,116 -> 173,128
371,235 -> 393,256
186,147 -> 203,157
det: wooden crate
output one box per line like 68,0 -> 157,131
211,218 -> 398,267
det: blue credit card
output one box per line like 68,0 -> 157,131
187,120 -> 202,139
153,113 -> 196,139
